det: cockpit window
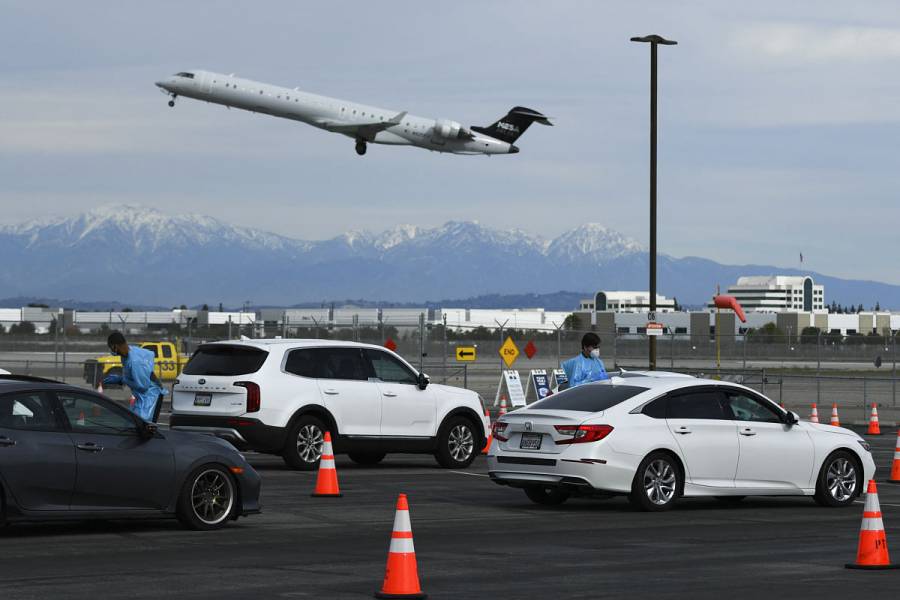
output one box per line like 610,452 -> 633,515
175,72 -> 195,79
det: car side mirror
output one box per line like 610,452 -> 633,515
784,411 -> 799,426
416,372 -> 429,390
140,422 -> 159,439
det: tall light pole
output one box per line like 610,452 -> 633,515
631,34 -> 676,370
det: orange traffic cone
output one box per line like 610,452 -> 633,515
867,405 -> 881,435
76,411 -> 86,426
845,480 -> 899,569
375,493 -> 426,599
311,431 -> 341,497
481,410 -> 492,455
96,380 -> 104,394
129,395 -> 136,409
498,395 -> 508,417
889,430 -> 900,484
810,403 -> 819,423
830,403 -> 841,427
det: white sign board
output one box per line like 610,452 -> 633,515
646,322 -> 664,337
495,370 -> 527,408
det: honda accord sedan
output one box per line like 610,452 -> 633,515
0,375 -> 260,530
487,375 -> 875,511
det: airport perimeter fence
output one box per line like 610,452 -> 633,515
1,325 -> 897,419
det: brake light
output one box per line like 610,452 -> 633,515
554,424 -> 613,444
235,381 -> 260,413
492,421 -> 509,442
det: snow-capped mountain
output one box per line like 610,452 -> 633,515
0,205 -> 897,308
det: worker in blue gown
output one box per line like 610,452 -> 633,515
562,332 -> 609,388
103,331 -> 167,422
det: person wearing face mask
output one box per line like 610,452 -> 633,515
561,332 -> 609,388
103,331 -> 167,422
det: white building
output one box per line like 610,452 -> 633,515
725,275 -> 824,313
579,291 -> 676,314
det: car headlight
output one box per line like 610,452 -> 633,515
857,439 -> 871,452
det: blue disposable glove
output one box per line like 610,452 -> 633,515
103,374 -> 123,385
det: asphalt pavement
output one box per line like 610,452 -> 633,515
1,429 -> 899,599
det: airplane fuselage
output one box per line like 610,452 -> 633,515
156,70 -> 518,155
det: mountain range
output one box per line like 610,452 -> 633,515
0,205 -> 897,309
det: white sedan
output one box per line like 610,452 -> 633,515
487,374 -> 875,510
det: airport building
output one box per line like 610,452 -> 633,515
723,275 -> 825,313
579,291 -> 676,314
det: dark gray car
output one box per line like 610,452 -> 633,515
0,375 -> 261,530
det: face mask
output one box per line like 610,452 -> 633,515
590,348 -> 600,359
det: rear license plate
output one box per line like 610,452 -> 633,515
194,393 -> 212,406
520,432 -> 543,450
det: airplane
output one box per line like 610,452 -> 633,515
155,70 -> 551,156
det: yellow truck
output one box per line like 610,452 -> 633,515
83,341 -> 189,385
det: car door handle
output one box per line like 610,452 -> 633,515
322,389 -> 339,395
675,427 -> 691,435
76,443 -> 104,453
739,429 -> 757,436
383,391 -> 398,397
0,437 -> 16,447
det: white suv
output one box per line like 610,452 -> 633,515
170,339 -> 489,470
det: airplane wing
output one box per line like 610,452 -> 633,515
317,111 -> 407,137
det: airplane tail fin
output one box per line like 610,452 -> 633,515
471,106 -> 552,144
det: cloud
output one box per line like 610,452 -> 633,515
732,22 -> 900,64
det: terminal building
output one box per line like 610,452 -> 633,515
724,275 -> 825,313
579,291 -> 676,314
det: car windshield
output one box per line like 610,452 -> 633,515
530,382 -> 648,412
183,345 -> 268,376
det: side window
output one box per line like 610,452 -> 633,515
723,391 -> 782,423
161,345 -> 173,359
0,392 -> 62,431
142,344 -> 159,357
57,392 -> 138,434
365,350 -> 417,385
641,397 -> 667,419
666,391 -> 727,420
289,348 -> 370,381
284,348 -> 328,378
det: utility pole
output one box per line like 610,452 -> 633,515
631,34 -> 677,371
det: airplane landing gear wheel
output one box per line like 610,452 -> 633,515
168,94 -> 177,108
355,140 -> 367,155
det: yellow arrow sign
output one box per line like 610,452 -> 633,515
456,346 -> 477,362
499,336 -> 520,368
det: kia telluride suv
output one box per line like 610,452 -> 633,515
170,340 -> 490,470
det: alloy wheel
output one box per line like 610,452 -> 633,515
826,457 -> 857,502
296,424 -> 324,463
191,469 -> 235,525
643,459 -> 677,505
448,424 -> 474,462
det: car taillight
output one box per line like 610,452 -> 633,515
554,424 -> 613,444
492,421 -> 509,442
235,381 -> 260,413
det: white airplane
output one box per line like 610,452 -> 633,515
155,70 -> 551,156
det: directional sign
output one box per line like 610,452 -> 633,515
499,336 -> 520,368
456,346 -> 477,362
524,340 -> 537,359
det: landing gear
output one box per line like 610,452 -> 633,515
355,139 -> 367,156
168,94 -> 177,108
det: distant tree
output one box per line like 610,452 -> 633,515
0,323 -> 5,334
122,307 -> 133,312
179,304 -> 187,310
857,304 -> 865,313
26,302 -> 49,308
672,297 -> 681,312
201,304 -> 210,311
874,302 -> 881,312
9,322 -> 36,335
563,313 -> 582,331
800,326 -> 820,344
748,322 -> 784,344
867,331 -> 886,346
823,330 -> 843,346
64,325 -> 81,337
844,332 -> 865,345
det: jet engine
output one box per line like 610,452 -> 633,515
432,119 -> 464,140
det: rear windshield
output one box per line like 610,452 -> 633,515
182,345 -> 268,376
530,383 -> 648,412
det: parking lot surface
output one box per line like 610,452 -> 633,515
2,429 -> 899,599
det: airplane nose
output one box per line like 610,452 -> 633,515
155,80 -> 167,89
508,145 -> 520,154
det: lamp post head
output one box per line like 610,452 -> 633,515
630,34 -> 677,45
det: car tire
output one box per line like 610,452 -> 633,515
282,415 -> 328,471
524,486 -> 570,506
434,416 -> 479,469
629,451 -> 682,512
176,464 -> 237,531
348,452 -> 386,466
814,450 -> 862,508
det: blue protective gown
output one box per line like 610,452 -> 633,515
561,353 -> 609,388
103,345 -> 167,421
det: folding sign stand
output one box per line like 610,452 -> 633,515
551,368 -> 569,391
523,369 -> 552,404
495,370 -> 527,407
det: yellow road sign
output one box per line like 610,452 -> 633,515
499,336 -> 520,368
456,346 -> 477,362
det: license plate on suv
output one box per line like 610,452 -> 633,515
194,393 -> 212,406
520,432 -> 542,450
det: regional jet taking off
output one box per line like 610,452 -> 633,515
155,70 -> 551,156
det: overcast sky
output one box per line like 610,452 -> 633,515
1,1 -> 898,284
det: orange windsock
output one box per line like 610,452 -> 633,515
810,404 -> 819,423
845,480 -> 898,569
867,405 -> 881,436
889,431 -> 900,483
375,493 -> 426,599
830,403 -> 840,427
311,431 -> 342,497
